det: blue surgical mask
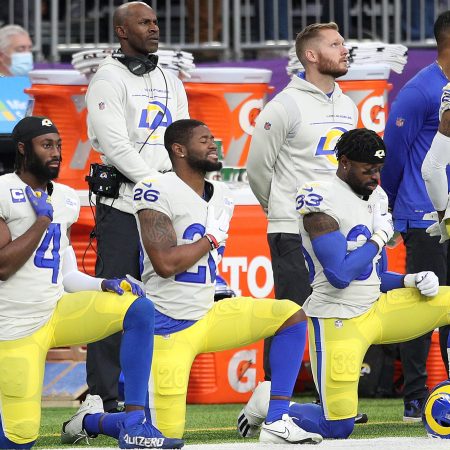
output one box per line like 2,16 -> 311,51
10,52 -> 34,76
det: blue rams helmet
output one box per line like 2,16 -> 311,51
422,380 -> 450,439
214,274 -> 236,301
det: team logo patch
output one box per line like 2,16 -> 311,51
395,117 -> 405,127
42,118 -> 54,127
65,196 -> 78,209
10,188 -> 26,203
264,122 -> 271,130
98,102 -> 105,110
334,319 -> 343,328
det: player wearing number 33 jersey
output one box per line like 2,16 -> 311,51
0,173 -> 79,340
265,128 -> 450,441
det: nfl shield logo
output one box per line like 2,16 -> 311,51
395,117 -> 404,127
264,122 -> 271,130
98,102 -> 105,110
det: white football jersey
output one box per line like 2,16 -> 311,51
298,176 -> 387,318
133,172 -> 234,320
0,173 -> 80,340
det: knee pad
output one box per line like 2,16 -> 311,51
0,418 -> 36,449
124,297 -> 155,331
322,417 -> 354,439
0,357 -> 30,398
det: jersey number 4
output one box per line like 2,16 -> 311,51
34,223 -> 61,284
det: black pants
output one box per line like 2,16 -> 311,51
400,228 -> 448,402
86,202 -> 142,412
263,233 -> 311,380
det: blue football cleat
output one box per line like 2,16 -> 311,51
119,416 -> 184,449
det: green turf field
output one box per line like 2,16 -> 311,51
36,396 -> 428,448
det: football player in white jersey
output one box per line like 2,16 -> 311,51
239,128 -> 450,439
0,116 -> 183,449
128,119 -> 322,445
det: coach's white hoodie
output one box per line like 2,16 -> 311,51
247,74 -> 358,234
86,56 -> 189,214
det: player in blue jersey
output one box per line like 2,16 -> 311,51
382,10 -> 450,421
0,115 -> 182,449
240,128 -> 450,440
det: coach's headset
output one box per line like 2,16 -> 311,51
112,49 -> 158,76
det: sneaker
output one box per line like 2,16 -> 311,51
260,413 -> 323,444
118,418 -> 184,449
403,399 -> 425,423
354,412 -> 369,424
61,394 -> 104,444
237,381 -> 271,438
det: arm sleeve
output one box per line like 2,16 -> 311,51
62,246 -> 103,292
382,86 -> 429,208
87,79 -> 153,183
378,248 -> 405,291
311,231 -> 379,289
246,100 -> 288,209
421,131 -> 450,211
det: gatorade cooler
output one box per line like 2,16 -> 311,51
187,340 -> 264,404
26,70 -> 100,190
337,64 -> 392,136
184,68 -> 273,167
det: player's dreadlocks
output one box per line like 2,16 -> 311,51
335,128 -> 386,164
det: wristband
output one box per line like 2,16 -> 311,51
205,233 -> 219,250
369,230 -> 388,252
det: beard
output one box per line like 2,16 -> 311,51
24,142 -> 61,181
187,154 -> 223,173
317,55 -> 349,78
348,178 -> 377,197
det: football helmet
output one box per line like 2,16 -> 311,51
214,274 -> 236,301
422,380 -> 450,439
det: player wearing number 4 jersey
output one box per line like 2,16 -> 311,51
129,119 -> 322,445
0,116 -> 183,450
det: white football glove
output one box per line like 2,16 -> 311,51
205,205 -> 232,248
404,271 -> 439,297
439,82 -> 450,121
371,202 -> 394,250
424,211 -> 450,243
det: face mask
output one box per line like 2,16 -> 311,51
9,52 -> 34,76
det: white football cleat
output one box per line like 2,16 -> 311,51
439,82 -> 450,121
61,394 -> 104,444
237,381 -> 271,438
260,413 -> 323,444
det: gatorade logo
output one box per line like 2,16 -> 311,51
315,126 -> 347,165
360,95 -> 386,133
138,100 -> 173,139
228,349 -> 257,393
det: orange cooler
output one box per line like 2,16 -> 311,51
337,64 -> 392,136
184,68 -> 273,167
25,70 -> 100,190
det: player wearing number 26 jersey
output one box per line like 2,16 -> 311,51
135,172 -> 232,320
132,119 -> 322,445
